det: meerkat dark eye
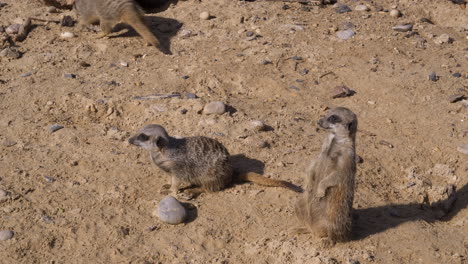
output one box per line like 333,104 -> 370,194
327,115 -> 341,124
136,134 -> 150,142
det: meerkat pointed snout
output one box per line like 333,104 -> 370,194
294,107 -> 358,246
128,124 -> 169,151
128,124 -> 301,199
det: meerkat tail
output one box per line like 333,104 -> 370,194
121,7 -> 161,48
237,172 -> 302,192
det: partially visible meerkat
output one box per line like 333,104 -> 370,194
128,124 -> 301,197
294,107 -> 358,246
74,0 -> 163,52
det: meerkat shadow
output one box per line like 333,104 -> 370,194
180,202 -> 198,224
352,183 -> 467,241
112,16 -> 181,55
136,0 -> 179,13
230,154 -> 265,175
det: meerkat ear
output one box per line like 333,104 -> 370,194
347,121 -> 357,132
153,136 -> 168,149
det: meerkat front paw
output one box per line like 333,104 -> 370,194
176,192 -> 194,201
159,184 -> 172,195
318,237 -> 335,248
316,188 -> 326,198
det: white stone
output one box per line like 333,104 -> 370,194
203,101 -> 226,115
0,230 -> 14,241
200,11 -> 210,20
355,4 -> 369,11
60,32 -> 75,39
157,196 -> 187,225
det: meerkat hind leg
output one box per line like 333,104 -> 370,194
96,20 -> 113,39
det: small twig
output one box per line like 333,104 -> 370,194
318,71 -> 334,79
30,17 -> 61,23
133,93 -> 181,100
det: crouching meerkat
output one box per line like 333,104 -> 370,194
74,0 -> 164,52
129,124 -> 302,198
294,107 -> 358,246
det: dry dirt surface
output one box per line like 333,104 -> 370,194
1,0 -> 467,263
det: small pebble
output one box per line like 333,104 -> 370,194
434,34 -> 451,45
428,72 -> 439,82
2,140 -> 16,147
80,61 -> 91,67
0,48 -> 21,59
120,61 -> 128,67
47,6 -> 57,13
180,108 -> 188,115
20,72 -> 32,78
289,85 -> 300,91
336,29 -> 355,40
452,72 -> 461,78
260,60 -> 272,65
335,4 -> 352,14
448,94 -> 465,103
145,225 -> 158,232
419,18 -> 434,24
43,176 -> 56,183
300,69 -> 309,75
250,120 -> 266,132
184,93 -> 197,99
291,56 -> 303,61
246,31 -> 255,37
379,140 -> 394,148
179,29 -> 192,38
457,144 -> 468,155
60,32 -> 75,39
60,15 -> 75,27
0,188 -> 8,201
5,24 -> 20,34
392,24 -> 413,32
49,124 -> 64,133
157,196 -> 187,225
203,101 -> 226,115
64,73 -> 76,79
0,230 -> 14,241
200,11 -> 210,20
389,9 -> 401,17
332,85 -> 355,98
355,4 -> 369,11
182,75 -> 190,80
256,140 -> 269,149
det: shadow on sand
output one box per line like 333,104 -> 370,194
353,183 -> 466,240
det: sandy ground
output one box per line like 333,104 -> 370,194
0,0 -> 467,263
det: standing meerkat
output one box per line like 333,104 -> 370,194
128,124 -> 301,198
294,107 -> 358,246
74,0 -> 163,52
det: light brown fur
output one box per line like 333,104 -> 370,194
129,125 -> 302,198
294,107 -> 358,246
74,0 -> 162,51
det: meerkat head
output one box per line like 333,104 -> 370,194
318,107 -> 358,137
128,124 -> 170,151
